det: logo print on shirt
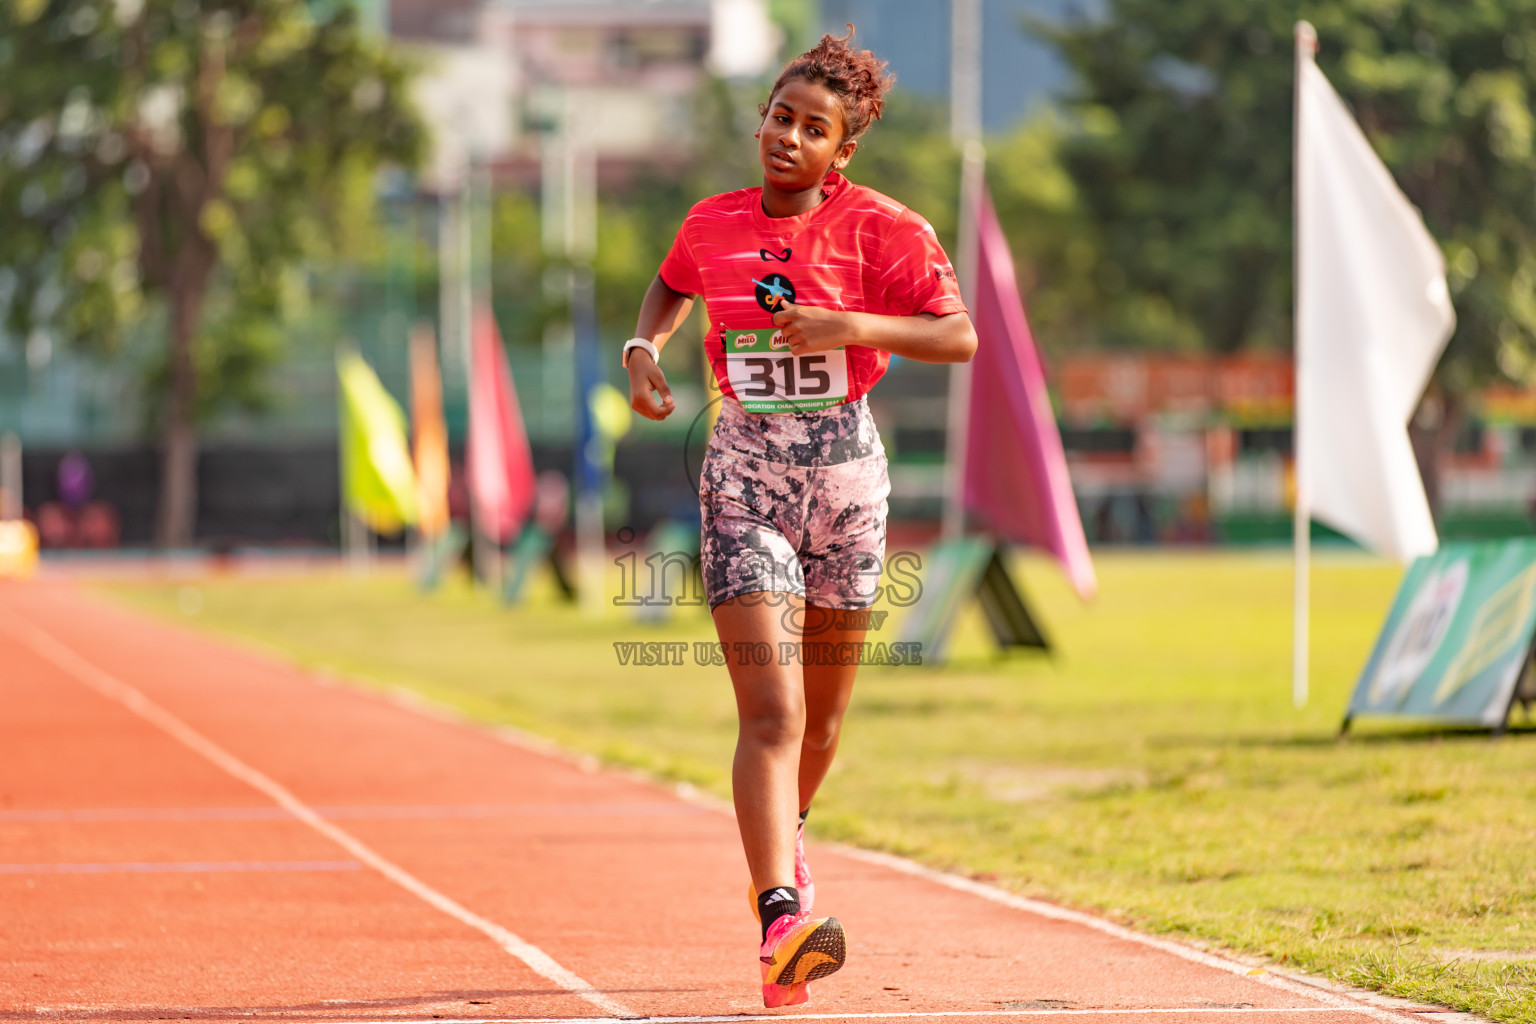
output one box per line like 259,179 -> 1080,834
754,273 -> 796,313
760,247 -> 793,263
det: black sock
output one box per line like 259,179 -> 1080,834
757,884 -> 800,941
798,807 -> 809,827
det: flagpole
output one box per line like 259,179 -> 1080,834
458,161 -> 488,587
943,0 -> 983,542
1292,21 -> 1318,709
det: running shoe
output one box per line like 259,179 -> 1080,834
759,909 -> 846,1007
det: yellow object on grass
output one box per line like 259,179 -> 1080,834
589,382 -> 633,443
0,520 -> 39,579
338,349 -> 419,534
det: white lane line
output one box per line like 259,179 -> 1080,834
834,849 -> 1422,1024
5,618 -> 637,1020
302,1008 -> 1383,1024
0,860 -> 360,873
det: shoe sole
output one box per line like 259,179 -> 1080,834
764,917 -> 846,988
762,981 -> 809,1007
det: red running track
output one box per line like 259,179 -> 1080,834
0,582 -> 1438,1024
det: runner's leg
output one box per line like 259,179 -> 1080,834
713,591 -> 804,893
798,604 -> 867,812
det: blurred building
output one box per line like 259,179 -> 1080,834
402,0 -> 744,190
820,0 -> 1078,131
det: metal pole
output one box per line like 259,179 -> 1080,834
0,432 -> 21,520
1292,21 -> 1318,709
562,89 -> 605,618
950,0 -> 982,148
454,163 -> 487,587
943,0 -> 983,541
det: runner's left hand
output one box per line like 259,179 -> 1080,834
771,301 -> 850,355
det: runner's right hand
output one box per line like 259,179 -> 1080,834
627,351 -> 675,420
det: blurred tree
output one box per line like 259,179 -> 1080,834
986,110 -> 1106,358
769,0 -> 824,61
848,90 -> 961,253
491,75 -> 762,372
1023,0 -> 1536,396
0,0 -> 422,546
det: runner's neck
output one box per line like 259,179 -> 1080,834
760,174 -> 839,218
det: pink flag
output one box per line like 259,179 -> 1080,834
467,305 -> 536,543
964,186 -> 1097,600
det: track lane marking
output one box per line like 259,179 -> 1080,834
834,849 -> 1422,1024
4,617 -> 638,1020
299,1009 -> 1392,1024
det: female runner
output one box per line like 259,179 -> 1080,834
623,29 -> 977,1007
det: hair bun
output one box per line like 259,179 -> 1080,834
759,25 -> 895,142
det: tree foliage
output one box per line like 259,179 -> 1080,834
1017,0 -> 1536,393
0,0 -> 422,542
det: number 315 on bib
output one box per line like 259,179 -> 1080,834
721,328 -> 849,413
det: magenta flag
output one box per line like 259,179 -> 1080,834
964,186 -> 1097,600
467,305 -> 536,543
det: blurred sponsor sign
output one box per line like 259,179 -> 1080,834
1347,540 -> 1536,730
1055,354 -> 1293,425
1472,386 -> 1536,426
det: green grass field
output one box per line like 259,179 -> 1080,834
104,550 -> 1536,1022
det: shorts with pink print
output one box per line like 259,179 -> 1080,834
699,395 -> 890,611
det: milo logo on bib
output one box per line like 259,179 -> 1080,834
722,328 -> 849,414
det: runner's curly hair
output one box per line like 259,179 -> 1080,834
759,26 -> 895,143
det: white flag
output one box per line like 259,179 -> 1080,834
1296,55 -> 1455,563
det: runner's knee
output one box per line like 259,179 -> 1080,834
801,717 -> 841,753
739,697 -> 804,749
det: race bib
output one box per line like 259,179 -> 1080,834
721,328 -> 849,414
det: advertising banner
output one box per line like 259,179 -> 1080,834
897,538 -> 1048,664
1347,539 -> 1536,729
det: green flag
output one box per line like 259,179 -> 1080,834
338,349 -> 418,534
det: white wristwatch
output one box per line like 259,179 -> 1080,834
622,337 -> 660,368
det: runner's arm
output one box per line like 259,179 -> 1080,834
771,304 -> 976,364
627,274 -> 695,421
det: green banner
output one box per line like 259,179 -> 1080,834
1349,539 -> 1536,727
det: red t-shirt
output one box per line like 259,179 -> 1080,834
658,173 -> 965,411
